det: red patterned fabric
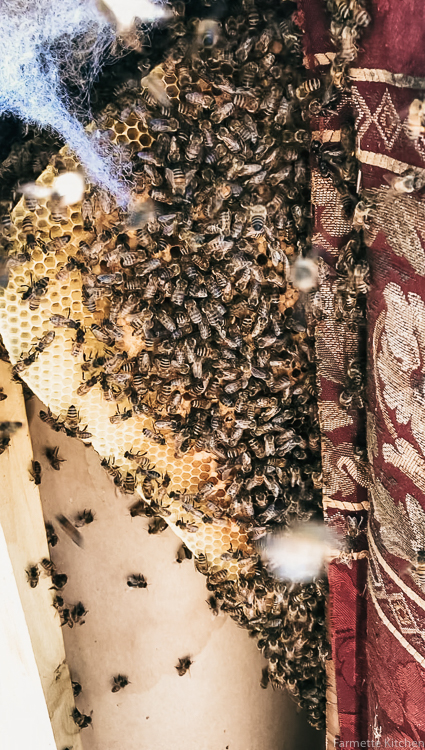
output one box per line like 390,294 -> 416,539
300,0 -> 425,746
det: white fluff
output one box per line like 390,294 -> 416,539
99,0 -> 170,31
0,0 -> 165,204
258,522 -> 339,582
291,257 -> 319,292
52,172 -> 86,205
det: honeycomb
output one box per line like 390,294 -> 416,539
0,151 -> 252,577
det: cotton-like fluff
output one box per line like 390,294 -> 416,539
0,0 -> 128,202
258,522 -> 339,582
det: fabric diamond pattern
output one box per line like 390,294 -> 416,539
352,85 -> 374,140
373,89 -> 403,150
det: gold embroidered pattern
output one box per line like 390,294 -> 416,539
371,479 -> 425,592
383,439 -> 425,495
368,527 -> 425,613
322,436 -> 370,498
312,231 -> 340,257
364,190 -> 425,275
375,284 -> 425,453
367,411 -> 379,464
311,172 -> 353,237
320,401 -> 354,432
316,313 -> 359,385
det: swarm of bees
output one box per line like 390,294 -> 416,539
0,0 -> 374,728
39,405 -> 92,442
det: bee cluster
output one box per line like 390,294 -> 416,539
75,0 -> 328,721
0,0 -> 377,730
208,572 -> 328,724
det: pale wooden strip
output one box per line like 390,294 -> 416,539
0,522 -> 57,750
356,148 -> 425,175
304,52 -> 336,68
350,68 -> 425,89
323,495 -> 370,511
368,525 -> 425,612
0,361 -> 83,750
312,129 -> 342,142
326,659 -> 340,750
368,570 -> 425,667
326,549 -> 369,563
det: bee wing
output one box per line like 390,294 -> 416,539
56,514 -> 84,548
164,168 -> 174,189
184,170 -> 197,188
141,73 -> 171,107
371,481 -> 415,561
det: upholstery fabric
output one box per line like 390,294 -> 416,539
300,0 -> 425,745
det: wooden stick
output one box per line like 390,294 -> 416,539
0,361 -> 83,750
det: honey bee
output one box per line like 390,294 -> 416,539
122,472 -> 137,495
127,574 -> 148,588
72,681 -> 82,698
101,457 -> 122,486
175,656 -> 192,676
71,708 -> 92,729
28,459 -> 42,485
20,275 -> 49,309
176,543 -> 193,563
206,594 -> 220,616
142,428 -> 166,445
44,446 -> 65,471
148,517 -> 168,534
50,572 -> 68,591
39,557 -> 56,576
71,601 -> 87,625
26,564 -> 40,588
194,553 -> 209,576
45,234 -> 71,254
260,666 -> 269,689
39,407 -> 64,433
50,313 -> 80,330
77,374 -> 99,396
75,509 -> 95,527
45,521 -> 58,547
129,499 -> 156,518
110,406 -> 133,424
111,674 -> 130,692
